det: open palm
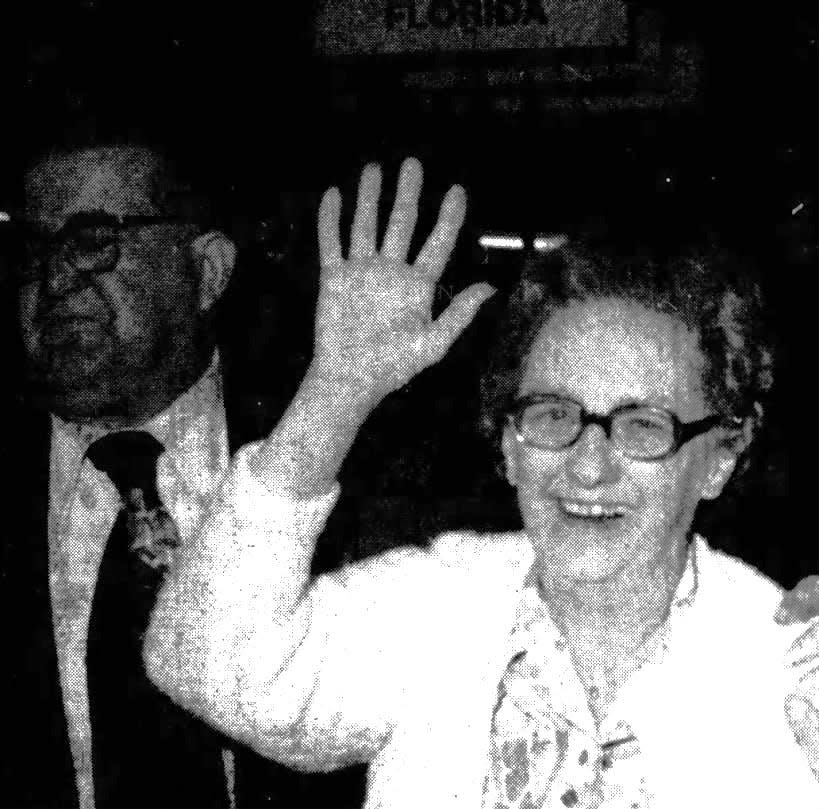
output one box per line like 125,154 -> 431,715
313,158 -> 494,405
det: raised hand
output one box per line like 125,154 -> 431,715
312,157 -> 494,408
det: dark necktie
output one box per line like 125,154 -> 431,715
86,431 -> 229,808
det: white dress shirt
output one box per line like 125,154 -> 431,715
47,354 -> 231,809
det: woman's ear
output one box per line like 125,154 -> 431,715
501,425 -> 519,487
700,446 -> 738,500
190,232 -> 237,313
700,408 -> 757,500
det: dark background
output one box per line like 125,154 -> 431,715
5,0 -> 818,585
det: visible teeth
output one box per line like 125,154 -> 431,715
560,500 -> 625,518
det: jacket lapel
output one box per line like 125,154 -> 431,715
0,408 -> 77,807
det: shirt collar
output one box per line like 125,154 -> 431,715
670,535 -> 700,609
51,350 -> 228,500
510,536 -> 703,656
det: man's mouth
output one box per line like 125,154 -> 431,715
40,315 -> 107,345
557,498 -> 629,521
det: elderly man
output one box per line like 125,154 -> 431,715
0,134 -> 364,808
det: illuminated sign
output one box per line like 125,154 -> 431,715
315,0 -> 629,56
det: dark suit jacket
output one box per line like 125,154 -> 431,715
0,252 -> 497,809
0,363 -> 369,809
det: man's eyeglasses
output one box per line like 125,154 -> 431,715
508,393 -> 737,461
2,211 -> 194,284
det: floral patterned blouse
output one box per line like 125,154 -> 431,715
482,557 -> 691,808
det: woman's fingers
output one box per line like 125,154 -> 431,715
322,160 -> 464,277
318,187 -> 343,268
414,183 -> 467,280
381,157 -> 423,261
786,622 -> 819,668
349,163 -> 382,259
422,282 -> 495,364
785,695 -> 819,776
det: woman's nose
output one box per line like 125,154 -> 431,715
564,423 -> 621,487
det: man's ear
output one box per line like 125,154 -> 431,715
501,426 -> 520,488
190,232 -> 237,313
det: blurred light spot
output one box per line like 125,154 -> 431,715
533,234 -> 568,252
0,212 -> 10,222
792,203 -> 805,216
479,234 -> 524,250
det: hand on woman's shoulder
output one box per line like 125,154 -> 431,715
776,576 -> 819,780
776,575 -> 819,625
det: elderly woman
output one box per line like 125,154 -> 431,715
145,159 -> 818,808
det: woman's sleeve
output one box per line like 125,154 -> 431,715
784,617 -> 819,780
144,440 -> 442,771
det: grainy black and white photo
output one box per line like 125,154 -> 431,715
1,2 -> 817,807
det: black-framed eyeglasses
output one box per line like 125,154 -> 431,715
3,211 -> 195,284
508,393 -> 736,461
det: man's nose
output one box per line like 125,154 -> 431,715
44,250 -> 86,296
43,241 -> 118,296
564,423 -> 621,487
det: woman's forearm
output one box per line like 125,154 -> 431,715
143,441 -> 339,745
247,362 -> 376,499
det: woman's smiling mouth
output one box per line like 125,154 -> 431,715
557,498 -> 629,520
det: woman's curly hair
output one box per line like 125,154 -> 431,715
479,242 -> 775,480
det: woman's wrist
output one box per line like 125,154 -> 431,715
302,360 -> 384,419
249,361 -> 377,499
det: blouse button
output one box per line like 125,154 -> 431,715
560,788 -> 579,806
79,486 -> 97,510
